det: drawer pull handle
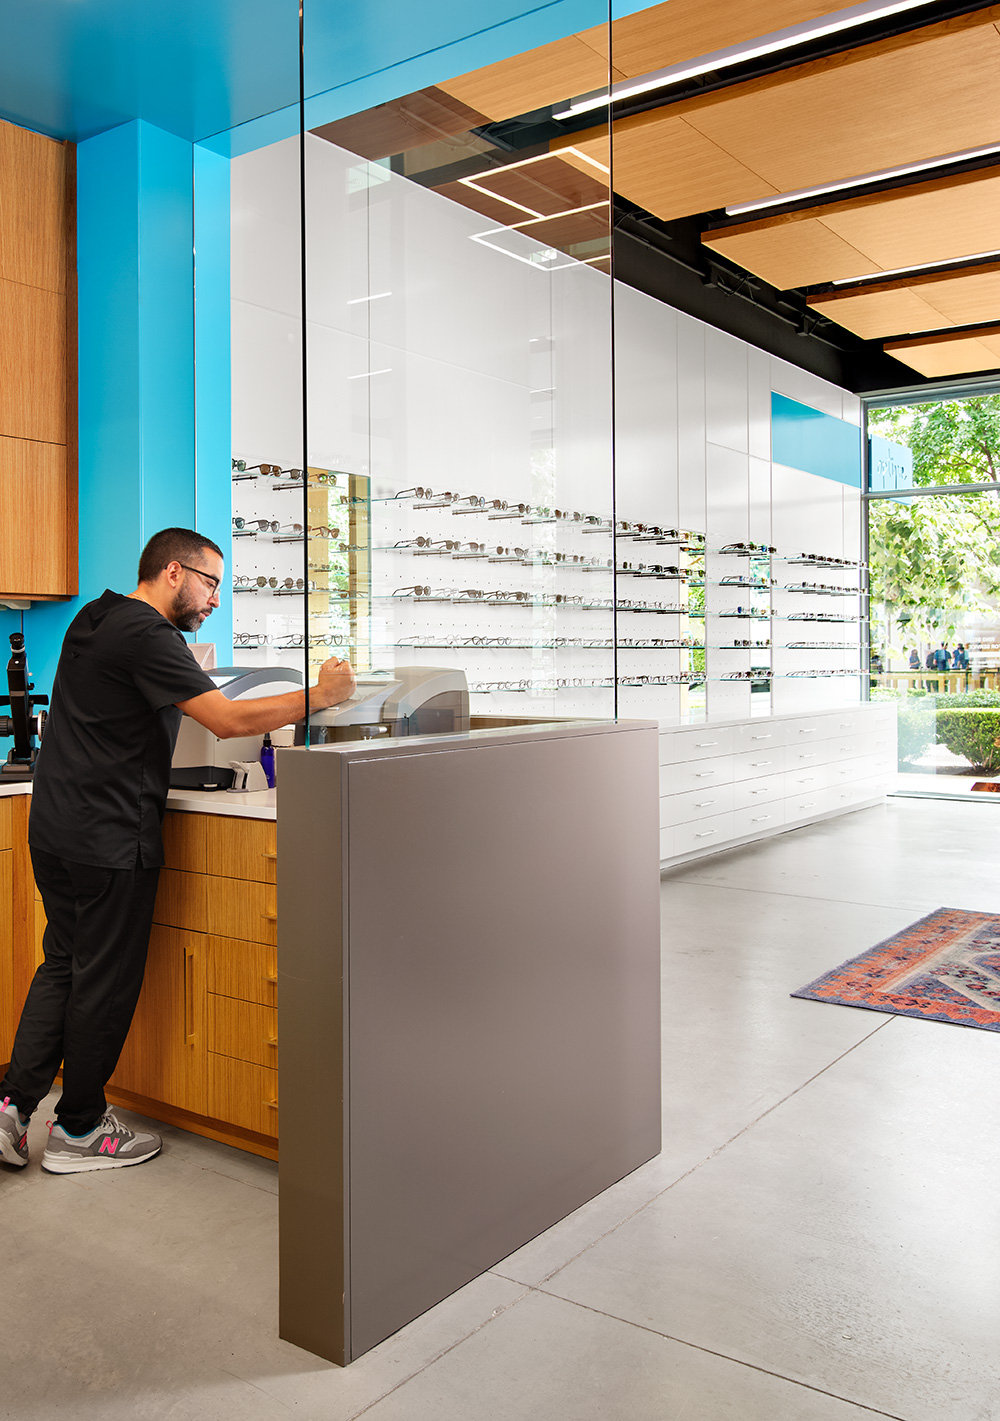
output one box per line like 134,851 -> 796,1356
694,830 -> 717,838
799,776 -> 815,783
799,753 -> 818,760
266,1037 -> 278,1048
264,973 -> 278,984
694,771 -> 716,778
265,1100 -> 279,1111
694,741 -> 718,747
798,801 -> 816,808
749,789 -> 769,796
751,815 -> 773,823
750,734 -> 772,741
262,851 -> 277,861
749,760 -> 771,767
262,912 -> 277,922
694,800 -> 716,808
798,728 -> 817,734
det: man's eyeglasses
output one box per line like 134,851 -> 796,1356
178,563 -> 221,595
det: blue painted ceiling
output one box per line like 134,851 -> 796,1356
0,0 -> 634,147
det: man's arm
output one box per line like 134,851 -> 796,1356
176,658 -> 356,739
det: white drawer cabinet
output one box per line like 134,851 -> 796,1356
660,754 -> 734,798
661,782 -> 735,829
733,802 -> 784,839
733,772 -> 784,812
659,705 -> 896,866
659,726 -> 735,765
733,746 -> 783,781
672,811 -> 735,858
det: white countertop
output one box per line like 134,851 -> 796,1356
0,780 -> 32,797
0,778 -> 275,818
166,786 -> 276,820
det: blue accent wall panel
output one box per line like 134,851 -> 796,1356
771,393 -> 862,488
194,143 -> 234,661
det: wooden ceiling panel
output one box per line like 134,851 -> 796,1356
557,111 -> 777,224
885,326 -> 1000,377
705,169 -> 1000,292
807,287 -> 949,340
673,9 -> 1000,198
822,170 -> 1000,273
579,0 -> 853,80
438,36 -> 619,123
430,180 -> 531,226
808,265 -> 1000,340
704,219 -> 877,289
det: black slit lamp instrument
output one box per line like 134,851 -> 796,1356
0,632 -> 48,780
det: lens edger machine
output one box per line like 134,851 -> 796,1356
0,633 -> 48,781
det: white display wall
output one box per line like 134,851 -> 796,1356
229,133 -> 864,729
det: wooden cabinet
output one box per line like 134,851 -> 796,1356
0,118 -> 77,601
1,796 -> 35,1067
111,926 -> 207,1115
106,809 -> 280,1157
0,830 -> 13,1065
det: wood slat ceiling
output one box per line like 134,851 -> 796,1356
704,168 -> 1000,290
560,7 -> 1000,225
313,87 -> 489,161
807,263 -> 1000,340
885,326 -> 1000,377
437,0 -> 852,124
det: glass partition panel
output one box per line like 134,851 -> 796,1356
300,10 -> 614,739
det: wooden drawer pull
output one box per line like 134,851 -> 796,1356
262,852 -> 277,861
264,973 -> 278,984
265,1100 -> 279,1111
262,911 -> 277,922
266,1036 -> 278,1048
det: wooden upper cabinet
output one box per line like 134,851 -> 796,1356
0,117 -> 76,601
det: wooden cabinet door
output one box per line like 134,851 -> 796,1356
110,925 -> 207,1115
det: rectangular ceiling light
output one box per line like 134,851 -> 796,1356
832,249 -> 1000,286
725,142 -> 1000,216
553,0 -> 937,120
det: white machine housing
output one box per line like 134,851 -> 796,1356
171,665 -> 304,787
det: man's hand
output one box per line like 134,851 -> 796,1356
315,658 -> 356,710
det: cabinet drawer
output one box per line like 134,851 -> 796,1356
733,746 -> 782,782
0,800 -> 12,851
208,1053 -> 278,1138
162,811 -> 208,873
659,726 -> 734,765
733,723 -> 781,754
208,994 -> 278,1068
783,743 -> 828,772
207,817 -> 276,884
782,716 -> 828,747
660,754 -> 734,797
153,869 -> 208,932
206,876 -> 276,946
733,802 -> 783,839
672,811 -> 734,857
784,765 -> 830,796
784,787 -> 830,821
206,935 -> 277,1007
733,772 -> 783,812
661,782 -> 734,829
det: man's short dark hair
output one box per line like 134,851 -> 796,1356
137,528 -> 225,585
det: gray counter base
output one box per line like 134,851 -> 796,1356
277,719 -> 661,1364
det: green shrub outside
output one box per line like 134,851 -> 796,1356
896,701 -> 936,764
934,708 -> 1000,773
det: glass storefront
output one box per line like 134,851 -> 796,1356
867,393 -> 1000,796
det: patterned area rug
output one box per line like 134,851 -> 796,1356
792,908 -> 1000,1031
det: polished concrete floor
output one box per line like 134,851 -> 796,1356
4,797 -> 1000,1420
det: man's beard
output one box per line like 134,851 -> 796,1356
172,585 -> 206,633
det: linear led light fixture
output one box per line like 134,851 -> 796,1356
552,0 -> 938,120
832,247 -> 1000,286
726,142 -> 1000,216
457,146 -> 610,220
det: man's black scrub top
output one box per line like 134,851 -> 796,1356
28,590 -> 217,869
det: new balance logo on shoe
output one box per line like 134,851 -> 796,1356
98,1137 -> 119,1155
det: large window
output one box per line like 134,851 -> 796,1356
867,391 -> 1000,796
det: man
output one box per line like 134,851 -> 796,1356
0,527 -> 355,1174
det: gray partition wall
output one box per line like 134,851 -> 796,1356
277,719 -> 661,1364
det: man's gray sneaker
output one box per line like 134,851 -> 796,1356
0,1097 -> 29,1167
41,1111 -> 161,1174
